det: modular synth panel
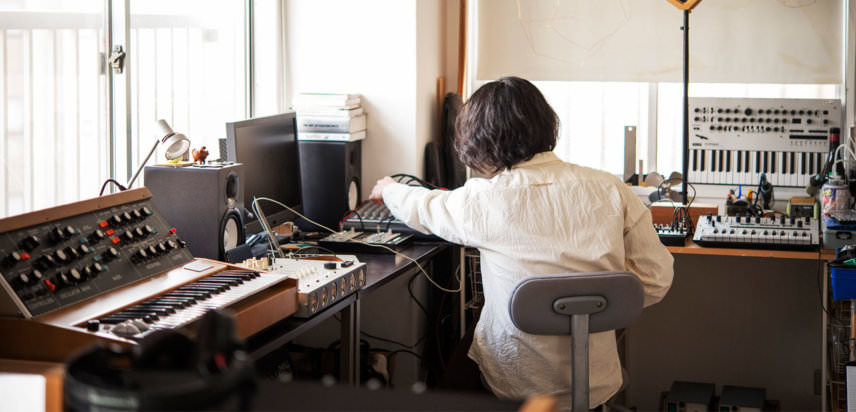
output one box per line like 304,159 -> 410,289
688,97 -> 840,187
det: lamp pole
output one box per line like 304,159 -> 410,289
681,9 -> 689,205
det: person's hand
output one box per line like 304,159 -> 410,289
369,176 -> 396,204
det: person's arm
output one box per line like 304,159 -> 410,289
620,186 -> 674,307
371,179 -> 475,246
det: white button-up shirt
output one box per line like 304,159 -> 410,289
382,151 -> 674,408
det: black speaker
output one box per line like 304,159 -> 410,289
298,140 -> 362,231
144,163 -> 245,260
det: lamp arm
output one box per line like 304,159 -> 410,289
127,139 -> 160,189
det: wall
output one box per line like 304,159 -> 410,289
284,0 -> 456,193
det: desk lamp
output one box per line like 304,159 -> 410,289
127,119 -> 191,189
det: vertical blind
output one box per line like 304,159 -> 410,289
476,0 -> 842,84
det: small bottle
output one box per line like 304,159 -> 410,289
826,127 -> 842,176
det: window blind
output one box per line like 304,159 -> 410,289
476,0 -> 842,84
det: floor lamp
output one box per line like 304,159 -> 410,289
127,120 -> 191,189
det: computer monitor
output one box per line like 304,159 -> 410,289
225,112 -> 301,235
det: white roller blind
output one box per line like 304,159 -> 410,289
476,0 -> 842,83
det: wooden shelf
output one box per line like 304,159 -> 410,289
667,240 -> 835,261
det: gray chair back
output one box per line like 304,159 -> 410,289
508,271 -> 644,412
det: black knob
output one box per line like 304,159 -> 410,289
30,269 -> 43,281
143,225 -> 155,235
131,210 -> 143,220
165,240 -> 177,250
15,273 -> 32,288
35,255 -> 56,271
134,227 -> 145,238
55,272 -> 72,288
134,248 -> 149,262
122,230 -> 134,242
68,268 -> 84,283
89,229 -> 105,243
86,319 -> 100,332
63,226 -> 78,238
122,212 -> 133,222
64,246 -> 81,261
157,243 -> 169,254
140,207 -> 153,217
102,247 -> 120,261
53,249 -> 70,264
49,227 -> 65,243
147,245 -> 158,257
19,235 -> 40,252
3,251 -> 22,267
324,262 -> 338,270
110,214 -> 123,226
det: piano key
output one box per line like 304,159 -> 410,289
692,149 -> 698,171
817,153 -> 824,175
726,151 -> 733,184
809,152 -> 815,176
736,150 -> 742,173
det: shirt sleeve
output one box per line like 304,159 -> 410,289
381,182 -> 474,246
620,186 -> 675,307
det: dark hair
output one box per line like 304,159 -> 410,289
454,76 -> 558,174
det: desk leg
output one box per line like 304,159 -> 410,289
459,248 -> 467,340
340,300 -> 360,386
822,261 -> 828,412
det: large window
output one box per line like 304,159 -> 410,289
0,0 -> 283,217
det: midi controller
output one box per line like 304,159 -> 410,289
692,214 -> 819,250
688,97 -> 840,187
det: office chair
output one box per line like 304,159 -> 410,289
508,271 -> 644,412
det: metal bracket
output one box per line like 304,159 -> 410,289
109,45 -> 126,74
553,296 -> 607,316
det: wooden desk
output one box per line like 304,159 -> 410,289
668,239 -> 835,261
626,241 -> 833,411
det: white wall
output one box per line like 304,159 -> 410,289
284,0 -> 455,195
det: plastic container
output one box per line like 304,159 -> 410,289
830,264 -> 856,300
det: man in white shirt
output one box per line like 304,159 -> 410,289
369,76 -> 674,409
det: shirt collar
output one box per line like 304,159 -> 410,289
510,151 -> 561,170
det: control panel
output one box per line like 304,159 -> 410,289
0,188 -> 193,318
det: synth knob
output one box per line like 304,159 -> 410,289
63,226 -> 78,238
147,245 -> 158,257
53,249 -> 70,264
64,246 -> 81,261
3,251 -> 22,267
15,273 -> 31,288
134,227 -> 146,238
49,227 -> 65,243
110,215 -> 123,227
121,211 -> 133,222
131,209 -> 143,220
86,319 -> 100,332
35,255 -> 56,271
68,268 -> 84,283
55,272 -> 72,288
139,207 -> 153,217
165,240 -> 178,250
324,262 -> 338,270
134,248 -> 149,262
30,269 -> 44,282
122,230 -> 135,242
19,235 -> 41,252
102,247 -> 120,261
89,229 -> 105,243
156,243 -> 168,254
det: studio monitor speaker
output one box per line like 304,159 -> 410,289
298,140 -> 362,231
144,163 -> 245,260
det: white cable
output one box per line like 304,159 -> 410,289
252,196 -> 463,293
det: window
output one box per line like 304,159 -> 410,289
0,1 -> 283,217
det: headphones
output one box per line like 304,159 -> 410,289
64,310 -> 256,411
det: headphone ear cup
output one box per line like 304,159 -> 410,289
132,329 -> 196,370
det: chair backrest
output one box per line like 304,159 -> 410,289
508,271 -> 644,336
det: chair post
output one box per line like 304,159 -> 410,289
571,313 -> 590,412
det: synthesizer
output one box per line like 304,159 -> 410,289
343,201 -> 438,240
654,224 -> 688,246
318,229 -> 413,254
0,188 -> 298,362
692,214 -> 819,251
688,97 -> 840,187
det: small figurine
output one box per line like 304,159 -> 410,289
192,146 -> 209,163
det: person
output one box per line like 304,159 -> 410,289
369,76 -> 674,409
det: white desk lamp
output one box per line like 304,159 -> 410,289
127,119 -> 190,188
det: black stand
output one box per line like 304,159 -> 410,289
681,10 -> 690,205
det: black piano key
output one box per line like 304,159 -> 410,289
755,152 -> 760,173
745,151 -> 751,173
726,151 -> 731,172
718,150 -> 724,172
809,152 -> 815,175
692,150 -> 698,171
737,150 -> 743,172
817,153 -> 824,174
801,153 -> 806,175
790,152 -> 795,174
781,152 -> 787,174
763,152 -> 769,173
770,152 -> 776,174
700,150 -> 706,171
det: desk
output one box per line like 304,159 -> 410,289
244,242 -> 453,385
626,241 -> 833,411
